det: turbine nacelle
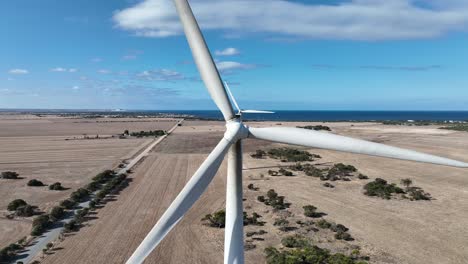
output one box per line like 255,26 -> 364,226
225,120 -> 249,143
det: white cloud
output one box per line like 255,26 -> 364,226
8,69 -> 29,75
91,58 -> 103,63
215,47 -> 240,56
216,61 -> 257,73
72,85 -> 80,90
51,67 -> 78,73
113,0 -> 468,41
137,69 -> 186,81
98,69 -> 111,74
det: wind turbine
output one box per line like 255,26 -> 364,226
127,0 -> 468,263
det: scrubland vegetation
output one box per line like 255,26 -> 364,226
297,125 -> 332,131
1,171 -> 20,179
128,130 -> 166,137
364,178 -> 431,200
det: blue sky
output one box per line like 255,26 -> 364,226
1,0 -> 468,110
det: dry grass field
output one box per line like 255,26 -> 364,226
0,115 -> 177,248
39,121 -> 468,264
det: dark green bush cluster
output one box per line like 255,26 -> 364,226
91,170 -> 116,184
244,212 -> 265,226
273,218 -> 295,232
60,199 -> 77,209
316,219 -> 353,241
281,235 -> 309,248
267,148 -> 320,162
27,179 -> 45,187
96,173 -> 128,199
15,204 -> 35,217
297,125 -> 332,131
0,242 -> 24,263
303,205 -> 324,218
130,130 -> 166,137
258,189 -> 289,210
406,187 -> 431,201
49,182 -> 65,191
202,210 -> 226,228
321,163 -> 357,181
70,188 -> 90,202
31,215 -> 51,236
7,199 -> 35,217
1,171 -> 19,179
251,149 -> 267,159
289,163 -> 324,177
364,178 -> 404,199
358,174 -> 369,180
246,230 -> 267,237
323,183 -> 334,188
49,206 -> 65,221
265,245 -> 366,264
7,199 -> 28,211
278,168 -> 294,176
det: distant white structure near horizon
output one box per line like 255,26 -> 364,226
126,1 -> 468,263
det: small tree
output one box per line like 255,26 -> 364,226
1,171 -> 19,179
49,206 -> 65,221
7,199 -> 28,211
401,178 -> 413,189
49,182 -> 65,191
27,179 -> 45,187
15,205 -> 34,217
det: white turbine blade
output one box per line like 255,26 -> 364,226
174,0 -> 235,121
241,110 -> 275,114
248,127 -> 468,168
224,81 -> 241,114
127,137 -> 232,264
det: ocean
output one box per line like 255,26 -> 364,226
157,110 -> 468,122
2,109 -> 468,122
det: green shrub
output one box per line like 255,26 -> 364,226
49,206 -> 65,221
364,178 -> 404,199
316,219 -> 332,229
323,183 -> 334,188
70,188 -> 90,202
49,182 -> 65,191
92,170 -> 115,184
278,168 -> 294,176
358,174 -> 369,180
202,210 -> 226,228
1,171 -> 19,179
27,179 -> 45,187
303,205 -> 324,218
261,189 -> 289,210
281,235 -> 309,248
7,199 -> 28,211
335,231 -> 353,241
64,219 -> 79,232
31,215 -> 51,236
264,245 -> 365,264
267,148 -> 317,162
297,125 -> 331,131
407,187 -> 431,200
60,199 -> 77,209
244,212 -> 265,226
15,205 -> 34,217
130,130 -> 166,137
251,149 -> 266,159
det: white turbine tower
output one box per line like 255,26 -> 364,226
127,0 -> 468,263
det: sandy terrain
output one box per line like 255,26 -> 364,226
0,115 -> 177,248
39,121 -> 468,264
